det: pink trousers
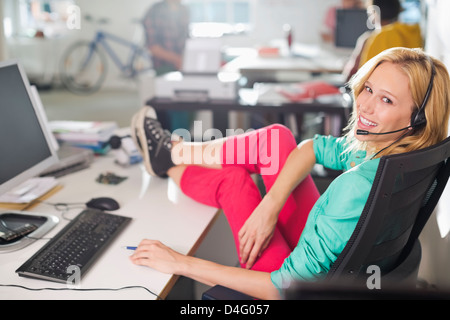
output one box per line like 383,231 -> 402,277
179,124 -> 320,272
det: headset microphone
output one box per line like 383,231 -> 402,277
356,126 -> 412,136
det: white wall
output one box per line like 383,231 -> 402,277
71,0 -> 338,46
0,0 -> 6,61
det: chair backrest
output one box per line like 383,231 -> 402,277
326,136 -> 450,285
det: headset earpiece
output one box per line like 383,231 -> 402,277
410,57 -> 436,129
410,108 -> 426,128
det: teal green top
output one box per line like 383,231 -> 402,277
270,134 -> 380,290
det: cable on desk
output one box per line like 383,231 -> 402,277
36,200 -> 86,221
0,283 -> 162,299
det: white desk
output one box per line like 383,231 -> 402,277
223,44 -> 352,78
0,155 -> 219,300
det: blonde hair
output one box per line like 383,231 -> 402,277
344,47 -> 450,158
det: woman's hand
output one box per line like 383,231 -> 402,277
238,194 -> 281,269
129,239 -> 184,275
238,140 -> 316,270
129,239 -> 281,300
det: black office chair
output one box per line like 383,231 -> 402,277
325,137 -> 450,287
203,136 -> 450,300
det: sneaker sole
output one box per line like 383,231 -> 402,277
130,112 -> 142,153
131,106 -> 157,153
135,106 -> 159,176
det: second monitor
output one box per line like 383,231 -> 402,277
335,9 -> 371,48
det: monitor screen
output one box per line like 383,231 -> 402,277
335,9 -> 370,48
0,61 -> 58,196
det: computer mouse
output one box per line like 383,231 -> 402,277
86,197 -> 120,211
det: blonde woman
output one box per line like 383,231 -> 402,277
130,47 -> 450,299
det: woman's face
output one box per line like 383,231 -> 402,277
355,62 -> 415,151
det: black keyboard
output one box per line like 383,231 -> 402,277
16,208 -> 131,284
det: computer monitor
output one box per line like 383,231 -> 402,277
335,9 -> 370,48
0,60 -> 59,197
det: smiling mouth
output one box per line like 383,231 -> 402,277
359,114 -> 378,127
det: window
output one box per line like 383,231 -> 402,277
185,0 -> 252,37
4,0 -> 77,38
399,0 -> 422,24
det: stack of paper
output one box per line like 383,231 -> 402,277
0,177 -> 59,204
49,120 -> 118,154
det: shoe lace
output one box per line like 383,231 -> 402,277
148,119 -> 172,149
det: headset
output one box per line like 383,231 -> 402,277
357,57 -> 436,136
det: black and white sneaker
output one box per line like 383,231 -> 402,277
133,107 -> 175,177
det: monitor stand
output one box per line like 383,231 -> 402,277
0,210 -> 59,253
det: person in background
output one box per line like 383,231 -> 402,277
143,0 -> 192,132
343,0 -> 423,81
359,0 -> 423,66
321,0 -> 364,44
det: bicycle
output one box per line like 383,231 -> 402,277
60,18 -> 153,94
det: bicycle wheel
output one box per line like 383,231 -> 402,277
60,41 -> 107,94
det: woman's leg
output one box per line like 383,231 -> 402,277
280,175 -> 319,249
175,124 -> 320,270
178,165 -> 292,272
220,124 -> 320,249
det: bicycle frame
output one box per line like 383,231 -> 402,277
91,30 -> 151,77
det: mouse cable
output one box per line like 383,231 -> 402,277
0,283 -> 162,299
36,200 -> 86,221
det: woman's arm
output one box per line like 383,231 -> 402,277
130,239 -> 281,300
238,139 -> 317,268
